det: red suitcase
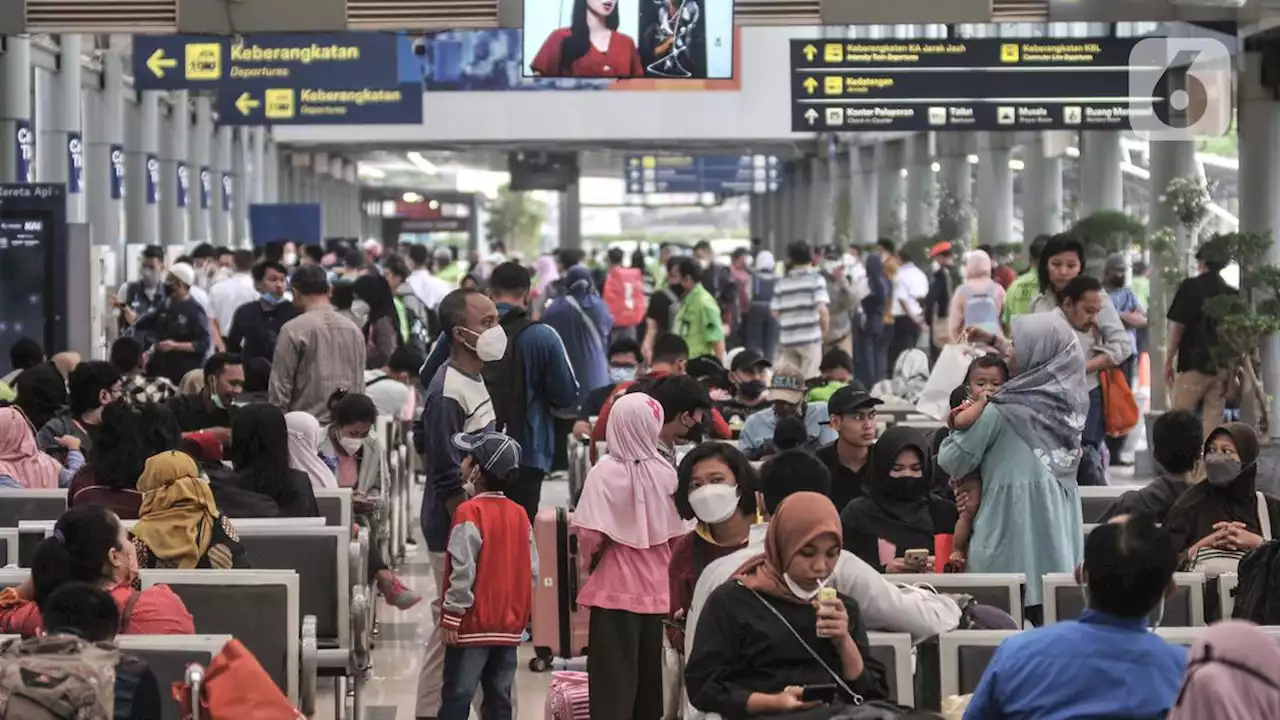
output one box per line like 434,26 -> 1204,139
530,507 -> 591,672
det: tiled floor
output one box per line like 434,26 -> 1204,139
312,479 -> 572,720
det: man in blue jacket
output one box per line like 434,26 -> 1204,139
419,262 -> 578,520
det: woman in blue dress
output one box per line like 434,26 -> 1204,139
939,312 -> 1088,624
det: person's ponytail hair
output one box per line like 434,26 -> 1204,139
31,505 -> 121,606
1056,274 -> 1103,305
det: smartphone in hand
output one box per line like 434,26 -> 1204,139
801,684 -> 840,704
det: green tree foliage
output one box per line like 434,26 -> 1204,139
1069,210 -> 1145,262
484,185 -> 546,258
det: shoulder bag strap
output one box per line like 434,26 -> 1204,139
1258,491 -> 1273,541
119,590 -> 142,632
563,295 -> 606,353
741,582 -> 864,706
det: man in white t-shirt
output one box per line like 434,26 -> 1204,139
887,246 -> 929,374
404,244 -> 452,310
208,250 -> 258,350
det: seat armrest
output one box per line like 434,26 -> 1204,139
351,586 -> 371,671
300,615 -> 318,717
185,664 -> 205,720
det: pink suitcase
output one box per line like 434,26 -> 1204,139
530,507 -> 591,672
544,671 -> 590,720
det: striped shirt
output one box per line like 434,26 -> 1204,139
771,267 -> 830,348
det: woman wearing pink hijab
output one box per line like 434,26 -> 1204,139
1169,620 -> 1280,719
0,406 -> 79,489
572,391 -> 689,720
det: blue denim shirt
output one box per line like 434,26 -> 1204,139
419,304 -> 578,473
965,610 -> 1188,720
738,404 -> 837,460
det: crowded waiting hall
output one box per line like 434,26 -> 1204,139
0,228 -> 1274,719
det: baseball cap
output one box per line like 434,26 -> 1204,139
768,363 -> 807,404
452,431 -> 522,479
167,263 -> 196,288
929,241 -> 954,258
730,349 -> 772,373
827,384 -> 883,416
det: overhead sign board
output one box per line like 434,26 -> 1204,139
132,32 -> 425,126
789,38 -> 1161,132
624,154 -> 783,195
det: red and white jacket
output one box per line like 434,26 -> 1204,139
440,493 -> 536,646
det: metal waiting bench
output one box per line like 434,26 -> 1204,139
235,525 -> 370,719
1219,572 -> 1239,619
314,488 -> 354,530
888,573 -> 1027,627
116,634 -> 234,720
1078,486 -> 1127,524
1042,571 -> 1206,627
0,490 -> 68,527
939,630 -> 1019,698
0,528 -> 17,567
867,632 -> 915,708
139,569 -> 310,707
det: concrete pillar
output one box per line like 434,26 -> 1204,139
976,132 -> 1015,246
0,37 -> 33,183
86,36 -> 126,266
1233,51 -> 1280,433
936,133 -> 975,242
814,152 -> 835,249
776,168 -> 794,254
189,96 -> 212,245
232,128 -> 249,246
559,180 -> 581,250
126,92 -> 161,247
906,133 -> 935,239
749,194 -> 765,243
35,36 -> 84,220
1022,132 -> 1064,240
160,92 -> 190,247
250,127 -> 266,205
1079,131 -> 1124,215
211,126 -> 233,247
264,137 -> 280,204
851,146 -> 877,246
1145,136 -> 1197,413
876,140 -> 905,242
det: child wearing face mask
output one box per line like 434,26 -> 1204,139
943,355 -> 1010,570
436,430 -> 535,720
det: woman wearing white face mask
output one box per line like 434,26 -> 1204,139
1165,422 -> 1280,586
668,442 -> 759,653
320,390 -> 422,611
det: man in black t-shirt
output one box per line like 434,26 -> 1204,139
642,255 -> 684,363
1167,247 -> 1237,439
133,263 -> 210,385
815,384 -> 882,513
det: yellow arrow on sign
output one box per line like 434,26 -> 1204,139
235,92 -> 260,116
802,44 -> 817,62
803,77 -> 818,94
147,48 -> 178,78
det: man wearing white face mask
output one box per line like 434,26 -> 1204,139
414,287 -> 500,720
268,265 -> 366,424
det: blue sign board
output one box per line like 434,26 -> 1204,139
624,154 -> 784,195
214,85 -> 423,126
221,173 -> 233,212
14,121 -> 33,183
199,167 -> 211,210
66,132 -> 83,194
145,154 -> 159,205
176,162 -> 189,208
109,145 -> 125,200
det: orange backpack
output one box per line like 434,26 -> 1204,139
602,267 -> 647,329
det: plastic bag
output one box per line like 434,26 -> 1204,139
916,343 -> 983,421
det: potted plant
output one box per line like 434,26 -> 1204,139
1068,210 -> 1145,263
1203,232 -> 1280,436
934,180 -> 974,246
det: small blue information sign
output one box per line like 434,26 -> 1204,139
623,154 -> 783,195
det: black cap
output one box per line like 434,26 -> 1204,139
827,384 -> 883,416
730,349 -> 772,373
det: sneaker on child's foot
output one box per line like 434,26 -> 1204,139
378,575 -> 422,610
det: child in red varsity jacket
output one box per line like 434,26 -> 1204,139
437,430 -> 538,720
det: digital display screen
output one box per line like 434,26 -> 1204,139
522,0 -> 735,79
0,214 -> 52,376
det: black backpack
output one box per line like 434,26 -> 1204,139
482,307 -> 536,447
1232,539 -> 1280,624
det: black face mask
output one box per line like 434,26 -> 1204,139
879,473 -> 931,501
738,380 -> 767,401
683,416 -> 705,444
670,283 -> 687,298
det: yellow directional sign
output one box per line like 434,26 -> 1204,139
264,89 -> 296,119
824,44 -> 844,63
1000,43 -> 1020,63
802,77 -> 818,95
184,43 -> 223,80
234,92 -> 260,116
823,76 -> 842,95
146,49 -> 177,78
802,44 -> 817,63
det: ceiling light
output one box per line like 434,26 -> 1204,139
428,199 -> 440,210
402,192 -> 424,203
406,151 -> 438,175
1009,159 -> 1025,171
930,161 -> 941,173
967,154 -> 980,165
357,163 -> 386,179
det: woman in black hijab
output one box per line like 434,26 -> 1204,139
842,426 -> 958,574
217,403 -> 318,518
1165,422 -> 1280,562
14,363 -> 67,432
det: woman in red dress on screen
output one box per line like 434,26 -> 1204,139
530,0 -> 644,78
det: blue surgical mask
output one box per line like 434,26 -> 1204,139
260,292 -> 284,306
608,365 -> 637,384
